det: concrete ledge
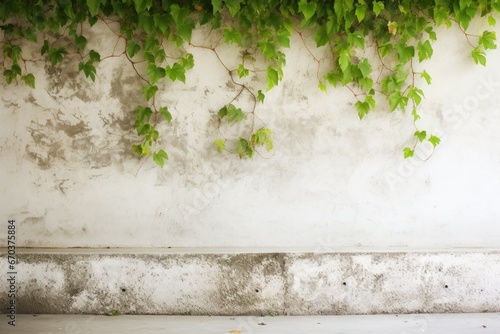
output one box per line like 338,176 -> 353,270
1,248 -> 499,315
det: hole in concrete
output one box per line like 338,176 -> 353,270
121,288 -> 127,292
444,285 -> 448,288
342,282 -> 347,286
255,289 -> 260,293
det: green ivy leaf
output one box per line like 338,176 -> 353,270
153,14 -> 170,34
298,0 -> 317,21
414,130 -> 427,142
455,9 -> 473,30
359,77 -> 373,91
88,16 -> 98,27
147,64 -> 166,84
355,100 -> 370,119
315,26 -> 330,47
226,104 -> 245,122
324,70 -> 342,87
127,41 -> 141,58
491,0 -> 500,12
258,90 -> 265,103
180,53 -> 194,70
78,61 -> 97,81
3,65 -> 21,83
11,64 -> 21,77
226,0 -> 241,16
365,94 -> 376,109
326,15 -> 339,35
266,67 -> 279,90
388,91 -> 409,111
165,63 -> 186,83
134,0 -> 153,13
395,42 -> 415,63
75,35 -> 87,50
257,39 -> 276,59
89,50 -> 101,62
411,108 -> 421,121
170,4 -> 186,24
132,144 -> 143,156
403,147 -> 414,158
212,0 -> 222,13
136,106 -> 153,122
142,85 -> 158,101
425,27 -> 437,41
223,27 -> 242,45
381,74 -> 402,94
428,135 -> 441,147
86,0 -> 100,17
471,47 -> 487,66
357,58 -> 371,78
133,143 -> 149,156
355,4 -> 367,22
47,47 -> 67,66
153,149 -> 169,168
347,33 -> 364,49
3,44 -> 21,63
318,82 -> 327,92
488,16 -> 496,26
251,128 -> 273,151
138,12 -> 154,34
478,31 -> 497,50
277,28 -> 291,48
236,138 -> 253,158
21,73 -> 35,88
177,19 -> 195,42
434,8 -> 451,27
159,106 -> 172,123
237,64 -> 249,78
41,40 -> 49,55
217,105 -> 228,119
338,50 -> 350,72
420,70 -> 432,85
417,40 -> 433,62
378,43 -> 393,57
3,69 -> 15,84
214,139 -> 225,153
136,124 -> 153,138
373,1 -> 384,16
407,86 -> 425,106
147,128 -> 160,142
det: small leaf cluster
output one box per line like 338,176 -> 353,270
215,127 -> 273,158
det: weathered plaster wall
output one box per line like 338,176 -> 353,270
1,19 -> 500,248
0,249 -> 499,315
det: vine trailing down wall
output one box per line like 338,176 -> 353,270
0,0 -> 498,167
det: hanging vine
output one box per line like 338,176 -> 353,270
0,0 -> 498,166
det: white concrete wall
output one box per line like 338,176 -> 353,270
1,20 -> 500,248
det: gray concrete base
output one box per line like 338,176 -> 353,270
1,314 -> 500,334
1,248 -> 499,315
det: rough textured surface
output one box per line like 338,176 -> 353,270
1,23 -> 500,249
1,249 -> 499,315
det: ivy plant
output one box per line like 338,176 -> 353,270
0,0 -> 498,167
